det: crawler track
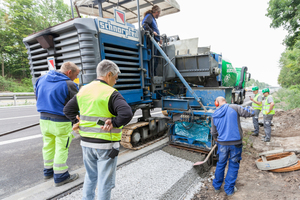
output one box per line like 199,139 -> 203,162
121,121 -> 167,150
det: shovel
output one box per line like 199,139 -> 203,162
193,144 -> 217,166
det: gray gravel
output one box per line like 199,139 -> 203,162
162,146 -> 205,163
59,150 -> 194,200
112,150 -> 193,200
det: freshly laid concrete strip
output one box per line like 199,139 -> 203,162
4,138 -> 169,200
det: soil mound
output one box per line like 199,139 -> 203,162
272,108 -> 300,137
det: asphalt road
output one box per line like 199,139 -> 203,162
0,106 -> 164,199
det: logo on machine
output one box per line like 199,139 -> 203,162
224,74 -> 231,83
47,57 -> 56,71
226,64 -> 235,73
114,9 -> 126,25
98,19 -> 138,41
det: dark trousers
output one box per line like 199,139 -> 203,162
213,143 -> 242,195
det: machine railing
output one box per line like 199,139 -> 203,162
0,93 -> 35,106
148,34 -> 207,112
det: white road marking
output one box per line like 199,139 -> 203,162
0,115 -> 39,121
0,111 -> 163,146
0,134 -> 42,146
0,105 -> 36,109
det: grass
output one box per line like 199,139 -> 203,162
243,131 -> 254,155
274,87 -> 300,110
0,76 -> 34,92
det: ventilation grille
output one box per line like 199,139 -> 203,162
103,43 -> 141,91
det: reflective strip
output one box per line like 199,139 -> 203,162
44,165 -> 53,169
54,168 -> 68,174
80,140 -> 120,149
79,126 -> 122,133
80,115 -> 110,122
54,163 -> 67,168
44,159 -> 54,163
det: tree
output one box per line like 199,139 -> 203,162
266,0 -> 300,48
246,79 -> 270,88
0,6 -> 14,77
33,0 -> 76,31
277,40 -> 300,87
1,0 -> 76,79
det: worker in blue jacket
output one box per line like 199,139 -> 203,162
211,97 -> 254,196
142,5 -> 161,76
35,62 -> 80,186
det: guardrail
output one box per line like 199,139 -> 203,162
0,93 -> 35,106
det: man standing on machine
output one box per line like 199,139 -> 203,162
142,5 -> 161,76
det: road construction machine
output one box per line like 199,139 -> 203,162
23,0 -> 250,152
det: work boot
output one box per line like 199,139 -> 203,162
55,173 -> 79,187
251,133 -> 259,136
44,174 -> 53,181
214,188 -> 221,194
263,138 -> 270,142
227,186 -> 237,196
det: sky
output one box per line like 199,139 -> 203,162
65,0 -> 286,86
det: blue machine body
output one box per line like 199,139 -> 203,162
163,87 -> 232,150
23,15 -> 235,152
94,18 -> 154,105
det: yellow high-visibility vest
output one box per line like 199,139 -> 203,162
77,81 -> 122,141
262,95 -> 275,115
252,94 -> 262,111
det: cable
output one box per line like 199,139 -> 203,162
181,108 -> 194,130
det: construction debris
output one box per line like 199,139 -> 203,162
256,151 -> 298,171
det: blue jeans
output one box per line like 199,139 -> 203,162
212,143 -> 242,195
82,147 -> 118,200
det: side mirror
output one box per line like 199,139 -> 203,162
248,73 -> 251,81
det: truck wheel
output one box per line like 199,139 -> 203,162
237,95 -> 242,104
240,97 -> 244,104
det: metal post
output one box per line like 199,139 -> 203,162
97,0 -> 103,18
70,0 -> 74,18
148,35 -> 207,112
136,0 -> 145,89
13,94 -> 17,106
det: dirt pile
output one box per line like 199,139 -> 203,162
191,152 -> 300,200
272,108 -> 300,137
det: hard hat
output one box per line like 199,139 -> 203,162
252,86 -> 259,91
262,88 -> 270,94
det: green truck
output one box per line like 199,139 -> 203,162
221,58 -> 250,104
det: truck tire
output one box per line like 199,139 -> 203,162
240,95 -> 244,104
237,95 -> 241,104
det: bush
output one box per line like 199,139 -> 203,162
0,76 -> 34,92
276,86 -> 300,110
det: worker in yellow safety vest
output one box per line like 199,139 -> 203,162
64,59 -> 133,200
249,86 -> 262,136
261,88 -> 275,142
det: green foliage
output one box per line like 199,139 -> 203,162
0,76 -> 34,92
0,0 -> 75,79
278,40 -> 300,87
275,87 -> 300,110
246,79 -> 270,89
266,0 -> 300,48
